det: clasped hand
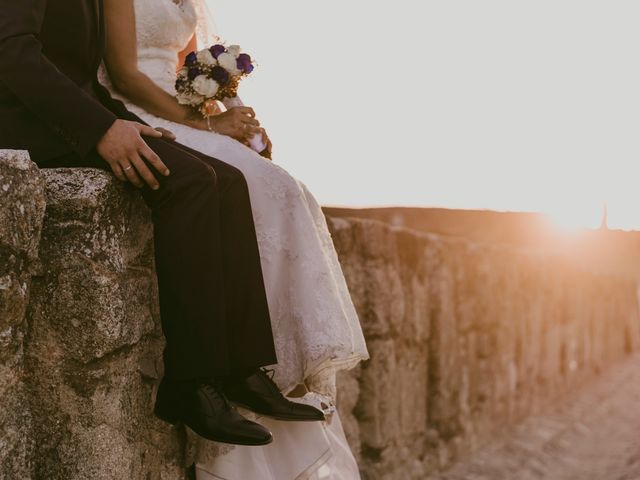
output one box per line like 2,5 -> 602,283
198,106 -> 273,157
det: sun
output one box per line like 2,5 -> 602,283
546,204 -> 605,231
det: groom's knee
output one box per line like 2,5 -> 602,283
215,162 -> 248,194
144,137 -> 217,185
154,151 -> 218,195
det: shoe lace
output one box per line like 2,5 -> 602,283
259,368 -> 282,395
263,368 -> 276,382
200,382 -> 232,411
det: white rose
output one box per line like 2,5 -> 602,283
227,45 -> 241,58
196,49 -> 217,66
192,75 -> 220,97
217,53 -> 241,75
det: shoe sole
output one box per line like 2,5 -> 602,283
154,410 -> 274,446
184,423 -> 274,446
231,402 -> 326,422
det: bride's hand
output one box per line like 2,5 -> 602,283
207,107 -> 261,141
256,127 -> 273,160
240,127 -> 272,160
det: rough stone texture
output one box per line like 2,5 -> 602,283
0,150 -> 46,479
25,168 -> 185,480
330,218 -> 640,480
2,150 -> 639,479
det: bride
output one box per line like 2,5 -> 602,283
99,0 -> 368,478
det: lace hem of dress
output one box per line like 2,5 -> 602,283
284,352 -> 370,403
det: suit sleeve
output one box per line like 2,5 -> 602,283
0,0 -> 117,157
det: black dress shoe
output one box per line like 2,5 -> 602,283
224,369 -> 326,422
154,378 -> 273,446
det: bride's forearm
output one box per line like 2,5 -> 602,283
102,0 -> 207,130
110,70 -> 207,130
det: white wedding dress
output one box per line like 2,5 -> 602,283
99,0 -> 368,478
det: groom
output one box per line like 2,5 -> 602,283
0,0 -> 323,445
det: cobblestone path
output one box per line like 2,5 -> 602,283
434,354 -> 640,480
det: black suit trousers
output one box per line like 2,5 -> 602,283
40,137 -> 278,381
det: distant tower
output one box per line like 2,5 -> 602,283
600,203 -> 609,230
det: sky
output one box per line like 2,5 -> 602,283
207,0 -> 640,230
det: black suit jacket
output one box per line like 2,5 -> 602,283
0,0 -> 136,163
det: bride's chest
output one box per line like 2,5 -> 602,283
134,0 -> 197,47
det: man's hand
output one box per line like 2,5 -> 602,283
97,120 -> 170,190
209,107 -> 261,141
155,127 -> 176,141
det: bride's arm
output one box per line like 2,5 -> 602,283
103,0 -> 208,130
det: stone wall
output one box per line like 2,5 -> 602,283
0,151 -> 45,478
1,153 -> 184,479
325,207 -> 640,281
1,150 -> 639,479
330,218 -> 640,479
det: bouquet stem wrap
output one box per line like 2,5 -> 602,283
222,96 -> 267,154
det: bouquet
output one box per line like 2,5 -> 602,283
175,44 -> 267,153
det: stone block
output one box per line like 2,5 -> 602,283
355,339 -> 400,452
25,168 -> 183,479
0,150 -> 45,480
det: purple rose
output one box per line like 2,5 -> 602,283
185,51 -> 197,66
210,65 -> 230,85
187,67 -> 201,80
209,44 -> 226,59
236,54 -> 254,74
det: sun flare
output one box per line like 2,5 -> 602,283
546,204 -> 604,231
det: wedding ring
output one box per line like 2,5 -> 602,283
123,165 -> 132,171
